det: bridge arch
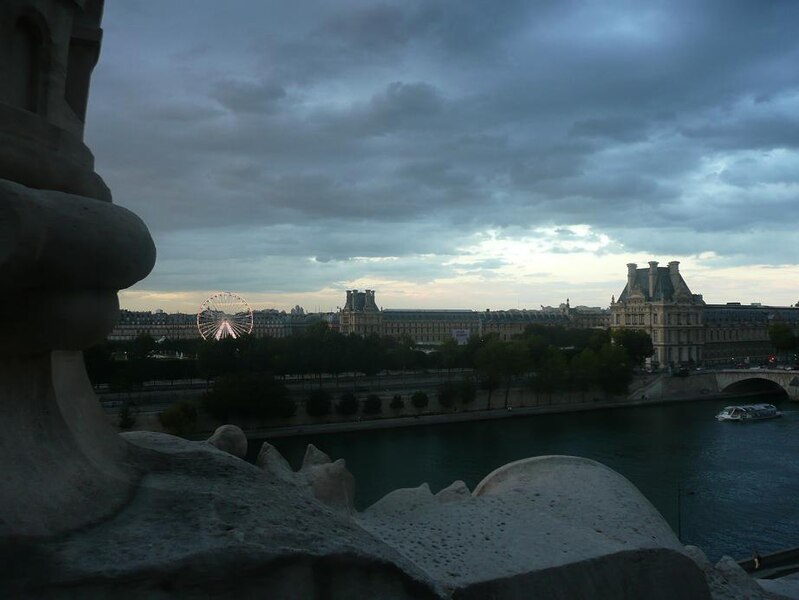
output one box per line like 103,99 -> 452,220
720,377 -> 789,399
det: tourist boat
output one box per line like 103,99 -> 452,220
715,404 -> 781,422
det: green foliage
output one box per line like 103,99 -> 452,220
769,323 -> 797,352
131,333 -> 157,360
118,401 -> 137,430
202,373 -> 294,420
570,348 -> 600,391
476,336 -> 529,407
363,394 -> 382,414
459,378 -> 476,404
596,343 -> 633,394
158,400 -> 198,435
336,392 -> 359,415
531,347 -> 568,392
611,329 -> 654,366
438,382 -> 458,408
411,390 -> 429,411
306,389 -> 332,417
390,394 -> 405,409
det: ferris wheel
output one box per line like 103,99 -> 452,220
197,292 -> 254,340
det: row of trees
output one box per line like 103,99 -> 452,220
90,324 -> 656,428
87,323 -> 653,391
140,324 -> 655,433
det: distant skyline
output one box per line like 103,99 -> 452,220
87,1 -> 799,313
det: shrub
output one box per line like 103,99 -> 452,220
273,396 -> 297,418
363,394 -> 382,414
438,382 -> 457,409
459,378 -> 477,405
306,389 -> 332,417
390,394 -> 404,410
158,400 -> 198,435
118,401 -> 138,430
411,391 -> 429,411
336,392 -> 359,416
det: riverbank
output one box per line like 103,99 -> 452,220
117,370 -> 792,441
233,386 -> 772,441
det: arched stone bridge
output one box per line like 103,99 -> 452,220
715,369 -> 799,401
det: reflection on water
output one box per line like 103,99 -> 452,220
255,394 -> 799,560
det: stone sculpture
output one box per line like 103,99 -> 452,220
0,2 -> 778,599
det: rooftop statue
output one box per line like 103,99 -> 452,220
0,3 -> 771,598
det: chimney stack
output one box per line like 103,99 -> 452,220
648,261 -> 658,299
668,261 -> 681,291
626,263 -> 637,292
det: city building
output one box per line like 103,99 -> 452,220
339,290 -> 603,345
610,261 -> 705,366
611,260 -> 799,367
108,310 -> 196,342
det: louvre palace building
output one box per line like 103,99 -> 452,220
609,260 -> 799,367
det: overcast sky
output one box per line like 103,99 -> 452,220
87,0 -> 799,313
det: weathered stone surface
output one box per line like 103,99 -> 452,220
1,432 -> 442,600
0,178 -> 156,292
0,104 -> 111,201
683,552 -> 788,600
435,480 -> 471,503
301,443 -> 332,468
256,441 -> 296,479
0,351 -> 134,538
758,574 -> 799,600
360,455 -> 711,599
206,424 -> 248,459
304,458 -> 356,514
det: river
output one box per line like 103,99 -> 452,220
256,393 -> 798,561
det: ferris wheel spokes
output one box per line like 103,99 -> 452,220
197,291 -> 254,341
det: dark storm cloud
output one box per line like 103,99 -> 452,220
86,0 -> 799,295
210,79 -> 287,114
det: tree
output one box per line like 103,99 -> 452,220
531,347 -> 568,402
363,394 -> 382,414
499,340 -> 529,408
306,389 -> 332,417
459,378 -> 476,406
336,392 -> 359,416
197,337 -> 241,379
393,335 -> 418,376
411,391 -> 429,412
570,348 -> 600,393
118,401 -> 137,430
475,336 -> 503,409
611,329 -> 654,367
131,333 -> 157,360
438,382 -> 458,409
769,323 -> 796,356
390,395 -> 405,410
202,372 -> 293,420
438,338 -> 462,381
158,400 -> 198,435
596,343 -> 633,395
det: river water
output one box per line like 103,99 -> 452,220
259,393 -> 799,561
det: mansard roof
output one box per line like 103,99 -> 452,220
704,304 -> 799,324
618,266 -> 698,303
481,310 -> 570,324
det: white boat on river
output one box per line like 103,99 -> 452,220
715,403 -> 781,422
